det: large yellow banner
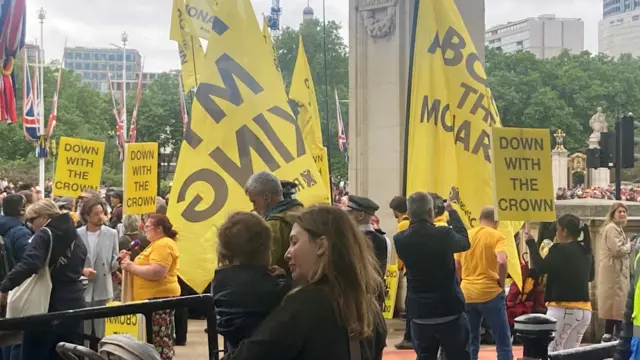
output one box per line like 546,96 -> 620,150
289,36 -> 331,202
53,137 -> 105,198
405,0 -> 523,288
169,0 -> 206,92
167,0 -> 328,293
124,142 -> 158,216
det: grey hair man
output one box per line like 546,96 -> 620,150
393,191 -> 471,359
244,171 -> 303,273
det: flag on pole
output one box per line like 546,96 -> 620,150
335,89 -> 347,155
128,59 -> 144,143
22,48 -> 39,142
178,75 -> 189,135
107,64 -> 125,160
46,40 -> 67,138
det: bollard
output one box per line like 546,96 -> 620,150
514,314 -> 557,360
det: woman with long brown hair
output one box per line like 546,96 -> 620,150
596,202 -> 633,342
224,205 -> 387,360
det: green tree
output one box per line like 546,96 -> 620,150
274,18 -> 349,180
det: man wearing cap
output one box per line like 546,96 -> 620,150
345,195 -> 388,278
0,194 -> 32,270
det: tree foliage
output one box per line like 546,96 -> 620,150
274,19 -> 349,179
486,48 -> 640,153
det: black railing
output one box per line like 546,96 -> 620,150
0,294 -> 219,360
514,314 -> 619,360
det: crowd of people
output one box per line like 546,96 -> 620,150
0,172 -> 638,360
556,184 -> 640,202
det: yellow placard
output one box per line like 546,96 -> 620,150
167,0 -> 328,293
404,0 -> 523,289
491,128 -> 556,222
53,137 -> 105,198
382,264 -> 399,319
104,301 -> 145,340
124,142 -> 158,215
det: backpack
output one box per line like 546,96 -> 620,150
0,234 -> 14,282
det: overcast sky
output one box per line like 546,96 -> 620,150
26,0 -> 602,72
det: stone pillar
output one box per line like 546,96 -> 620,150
348,0 -> 485,233
552,149 -> 569,191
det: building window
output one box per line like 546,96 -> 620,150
83,72 -> 90,79
65,62 -> 74,69
91,63 -> 99,70
75,63 -> 82,70
108,54 -> 115,61
117,54 -> 123,61
65,52 -> 73,60
127,54 -> 134,61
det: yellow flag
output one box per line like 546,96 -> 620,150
170,0 -> 206,91
172,0 -> 218,40
404,0 -> 523,289
289,36 -> 330,202
168,0 -> 328,293
262,15 -> 281,75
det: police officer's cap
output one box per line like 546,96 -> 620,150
347,195 -> 379,215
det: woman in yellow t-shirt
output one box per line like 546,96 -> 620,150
120,213 -> 180,360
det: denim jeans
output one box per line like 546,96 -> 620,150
411,314 -> 471,360
21,320 -> 83,360
466,293 -> 513,360
1,345 -> 20,360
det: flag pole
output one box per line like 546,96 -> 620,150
321,0 -> 334,192
37,8 -> 46,190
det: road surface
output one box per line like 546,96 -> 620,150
174,319 -> 524,359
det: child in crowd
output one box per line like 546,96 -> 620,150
212,211 -> 292,352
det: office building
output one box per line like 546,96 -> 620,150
24,42 -> 40,63
486,14 -> 585,59
599,0 -> 640,57
63,46 -> 143,93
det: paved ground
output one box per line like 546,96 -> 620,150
174,319 -> 525,359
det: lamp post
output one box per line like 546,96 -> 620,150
121,31 -> 128,142
37,7 -> 46,191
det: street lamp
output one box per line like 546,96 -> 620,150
37,7 -> 46,191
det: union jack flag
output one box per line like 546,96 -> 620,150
46,47 -> 65,139
22,48 -> 39,142
106,65 -> 125,160
335,89 -> 347,154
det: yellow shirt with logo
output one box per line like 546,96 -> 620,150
132,237 -> 180,301
455,226 -> 506,303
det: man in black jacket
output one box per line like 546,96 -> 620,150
394,192 -> 471,360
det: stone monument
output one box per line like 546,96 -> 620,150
587,107 -> 611,187
551,129 -> 569,192
348,0 -> 485,232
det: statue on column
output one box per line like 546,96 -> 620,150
589,107 -> 608,142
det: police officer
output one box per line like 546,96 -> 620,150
345,195 -> 388,278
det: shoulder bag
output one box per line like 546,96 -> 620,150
6,227 -> 53,318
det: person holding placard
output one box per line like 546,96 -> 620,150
120,214 -> 180,359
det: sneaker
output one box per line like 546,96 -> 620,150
601,334 -> 616,343
395,340 -> 413,350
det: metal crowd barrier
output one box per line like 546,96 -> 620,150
515,314 -> 618,360
0,294 -> 220,360
548,341 -> 619,360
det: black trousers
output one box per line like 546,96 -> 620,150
174,278 -> 190,344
